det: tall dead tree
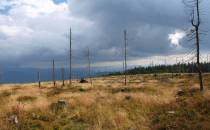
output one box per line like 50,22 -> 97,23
69,28 -> 72,86
86,48 -> 92,85
52,59 -> 56,87
207,54 -> 210,72
184,0 -> 203,91
164,56 -> 168,73
176,57 -> 181,78
176,57 -> 178,74
123,61 -> 125,74
61,68 -> 65,87
124,30 -> 127,85
122,45 -> 125,74
181,57 -> 184,73
38,71 -> 41,88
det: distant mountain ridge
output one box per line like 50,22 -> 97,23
0,68 -> 110,84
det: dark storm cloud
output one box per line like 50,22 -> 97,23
67,0 -> 210,63
0,0 -> 209,68
67,0 -> 191,62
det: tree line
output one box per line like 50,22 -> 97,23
108,62 -> 210,76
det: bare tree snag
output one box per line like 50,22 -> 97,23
61,68 -> 65,87
192,0 -> 203,91
69,28 -> 72,86
38,71 -> 41,88
184,0 -> 204,91
87,48 -> 92,86
207,54 -> 210,72
124,30 -> 127,86
52,59 -> 56,87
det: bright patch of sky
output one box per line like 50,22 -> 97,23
0,25 -> 33,37
53,0 -> 67,4
168,30 -> 186,47
0,6 -> 11,15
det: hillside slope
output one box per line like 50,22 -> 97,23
0,74 -> 210,130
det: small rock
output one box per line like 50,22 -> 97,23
125,95 -> 132,100
31,113 -> 38,119
177,90 -> 185,96
167,111 -> 175,114
8,115 -> 18,124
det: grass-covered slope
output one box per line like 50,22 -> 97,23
0,74 -> 209,130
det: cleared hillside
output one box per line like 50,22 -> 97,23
0,74 -> 210,130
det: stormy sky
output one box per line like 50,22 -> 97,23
0,0 -> 210,69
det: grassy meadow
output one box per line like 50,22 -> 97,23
0,73 -> 210,130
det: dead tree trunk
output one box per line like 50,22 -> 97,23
193,0 -> 203,91
195,25 -> 203,91
123,61 -> 125,74
176,57 -> 178,74
38,71 -> 41,88
61,68 -> 65,87
52,59 -> 56,87
207,54 -> 210,72
124,30 -> 127,86
164,57 -> 168,73
87,49 -> 92,86
184,0 -> 204,91
69,28 -> 72,86
122,42 -> 125,75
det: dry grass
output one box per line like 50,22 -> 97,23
0,74 -> 209,130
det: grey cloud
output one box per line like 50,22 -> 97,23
0,0 -> 209,69
68,0 -> 210,63
67,0 -> 191,62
